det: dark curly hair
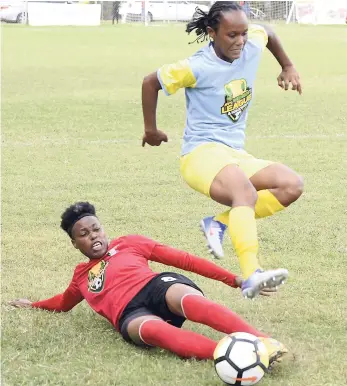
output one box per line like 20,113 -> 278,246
186,1 -> 244,44
60,202 -> 97,238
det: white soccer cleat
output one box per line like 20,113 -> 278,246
241,268 -> 289,299
200,216 -> 227,259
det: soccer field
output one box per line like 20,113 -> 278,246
2,23 -> 346,386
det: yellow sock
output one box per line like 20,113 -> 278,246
255,190 -> 284,219
228,206 -> 260,279
214,190 -> 284,225
214,209 -> 230,226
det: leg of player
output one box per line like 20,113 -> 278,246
126,314 -> 217,360
208,164 -> 288,298
250,163 -> 304,208
166,284 -> 267,336
214,163 -> 304,225
165,284 -> 288,366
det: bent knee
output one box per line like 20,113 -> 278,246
284,175 -> 304,202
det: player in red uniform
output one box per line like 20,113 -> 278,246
9,202 -> 287,366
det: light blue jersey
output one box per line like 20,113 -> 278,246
157,25 -> 268,155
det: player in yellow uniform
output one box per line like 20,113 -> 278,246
141,1 -> 303,299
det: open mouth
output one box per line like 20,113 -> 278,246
92,241 -> 102,251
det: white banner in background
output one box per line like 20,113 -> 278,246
295,0 -> 347,25
28,2 -> 101,26
316,0 -> 347,24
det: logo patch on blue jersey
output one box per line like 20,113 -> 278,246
221,79 -> 252,122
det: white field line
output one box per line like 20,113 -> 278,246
1,133 -> 346,148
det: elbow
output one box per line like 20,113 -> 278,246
61,305 -> 74,312
56,303 -> 75,312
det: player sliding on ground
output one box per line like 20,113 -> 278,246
9,202 -> 287,366
141,1 -> 304,299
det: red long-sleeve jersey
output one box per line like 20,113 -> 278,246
32,235 -> 238,330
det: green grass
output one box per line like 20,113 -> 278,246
2,23 -> 347,386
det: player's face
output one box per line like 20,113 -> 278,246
71,216 -> 108,259
208,10 -> 248,62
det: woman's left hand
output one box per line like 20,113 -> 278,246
277,65 -> 302,95
259,287 -> 278,297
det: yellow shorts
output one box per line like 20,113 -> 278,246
180,142 -> 272,197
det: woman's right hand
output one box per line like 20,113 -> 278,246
142,129 -> 168,147
8,299 -> 33,308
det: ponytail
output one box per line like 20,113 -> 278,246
186,1 -> 244,44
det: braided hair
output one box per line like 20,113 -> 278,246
186,1 -> 244,43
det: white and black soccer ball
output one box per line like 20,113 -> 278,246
214,332 -> 269,385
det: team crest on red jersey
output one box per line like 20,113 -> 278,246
88,260 -> 109,293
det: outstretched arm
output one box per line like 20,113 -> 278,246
263,25 -> 302,95
142,72 -> 168,147
9,280 -> 83,312
149,244 -> 240,288
142,59 -> 197,147
148,243 -> 276,296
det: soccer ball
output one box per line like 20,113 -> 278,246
214,332 -> 269,385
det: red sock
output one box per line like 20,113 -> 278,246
181,294 -> 268,337
139,319 -> 217,360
